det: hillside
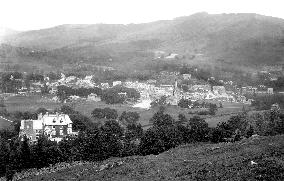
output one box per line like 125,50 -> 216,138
0,116 -> 12,130
0,27 -> 19,41
1,13 -> 284,72
17,135 -> 284,180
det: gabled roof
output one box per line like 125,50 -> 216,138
41,114 -> 72,126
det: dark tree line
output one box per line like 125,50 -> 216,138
0,72 -> 22,93
101,86 -> 140,104
1,105 -> 284,180
252,94 -> 284,110
56,85 -> 103,103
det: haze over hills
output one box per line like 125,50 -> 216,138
0,27 -> 19,41
1,12 -> 284,72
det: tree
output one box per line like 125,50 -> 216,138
150,96 -> 167,108
0,97 -> 5,108
57,85 -> 73,103
60,105 -> 76,115
187,116 -> 210,142
233,129 -> 242,142
103,108 -> 118,120
125,123 -> 143,140
22,111 -> 37,120
215,122 -> 234,140
40,83 -> 50,94
192,101 -> 200,108
245,125 -> 254,138
101,86 -> 140,104
0,138 -> 9,177
31,135 -> 54,169
210,127 -> 226,143
92,108 -> 105,119
227,114 -> 248,135
150,110 -> 174,127
139,123 -> 183,155
139,127 -> 165,155
209,103 -> 218,115
46,72 -> 60,81
119,111 -> 140,125
101,120 -> 124,138
36,107 -> 48,115
20,136 -> 31,169
70,114 -> 89,131
178,98 -> 192,108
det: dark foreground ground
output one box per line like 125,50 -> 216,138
15,135 -> 284,181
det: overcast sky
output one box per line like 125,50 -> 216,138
0,0 -> 283,31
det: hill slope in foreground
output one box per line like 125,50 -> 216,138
20,135 -> 284,181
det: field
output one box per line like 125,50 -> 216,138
0,116 -> 12,130
17,135 -> 284,180
3,94 -> 250,129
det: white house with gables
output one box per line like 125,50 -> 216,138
19,112 -> 74,142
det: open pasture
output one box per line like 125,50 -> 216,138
3,94 -> 249,128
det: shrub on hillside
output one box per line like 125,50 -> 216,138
187,116 -> 210,142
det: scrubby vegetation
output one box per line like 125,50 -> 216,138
1,103 -> 284,180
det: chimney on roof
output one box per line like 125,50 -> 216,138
38,113 -> 43,120
46,112 -> 49,116
56,112 -> 59,118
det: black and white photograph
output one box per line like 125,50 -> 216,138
0,0 -> 284,180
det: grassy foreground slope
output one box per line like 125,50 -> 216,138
24,135 -> 284,181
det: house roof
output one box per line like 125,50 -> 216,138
41,114 -> 72,126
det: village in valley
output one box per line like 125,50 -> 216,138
1,61 -> 283,142
1,8 -> 284,180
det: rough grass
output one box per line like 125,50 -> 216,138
19,135 -> 284,181
0,117 -> 12,130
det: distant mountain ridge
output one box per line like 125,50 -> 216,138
1,12 -> 284,71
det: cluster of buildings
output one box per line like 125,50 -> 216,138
19,112 -> 76,142
44,72 -> 276,107
12,69 -> 278,108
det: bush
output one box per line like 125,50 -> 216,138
178,98 -> 192,108
91,107 -> 118,120
187,116 -> 210,142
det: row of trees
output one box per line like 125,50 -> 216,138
56,85 -> 140,104
101,86 -> 140,104
56,86 -> 103,102
0,72 -> 22,93
0,71 -> 60,93
251,94 -> 284,110
178,99 -> 219,115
